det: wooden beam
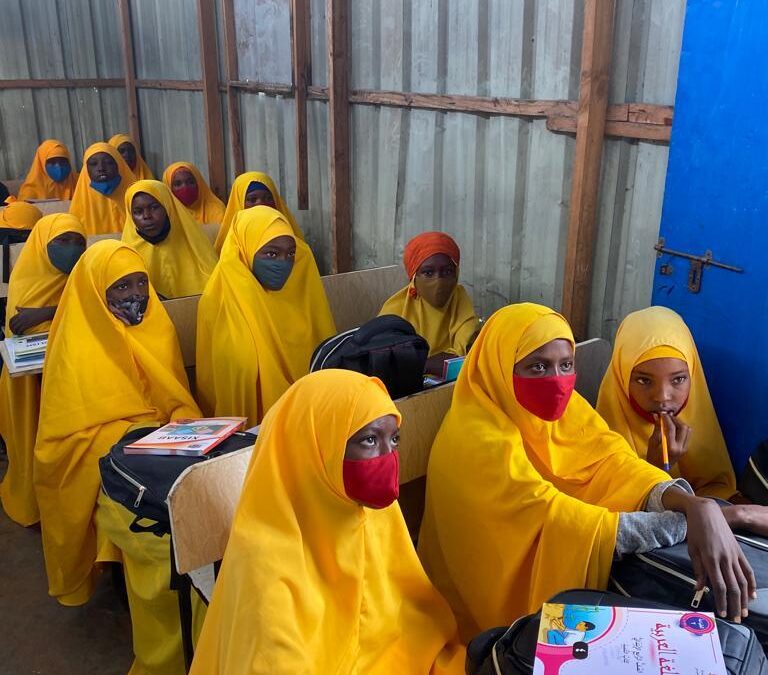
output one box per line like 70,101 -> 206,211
291,0 -> 311,210
221,0 -> 244,176
225,81 -> 294,96
196,0 -> 227,199
118,0 -> 141,146
135,79 -> 204,91
0,78 -> 124,89
326,0 -> 352,273
547,116 -> 671,142
561,0 -> 616,340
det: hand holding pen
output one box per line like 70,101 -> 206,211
648,412 -> 691,472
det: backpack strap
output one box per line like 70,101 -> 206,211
129,516 -> 168,537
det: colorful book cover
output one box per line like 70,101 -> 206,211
124,417 -> 247,456
533,603 -> 725,675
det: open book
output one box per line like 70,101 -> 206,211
124,417 -> 247,457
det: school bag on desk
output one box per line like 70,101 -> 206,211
609,535 -> 768,647
738,440 -> 768,506
309,314 -> 429,399
465,588 -> 768,675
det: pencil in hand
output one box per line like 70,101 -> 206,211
657,413 -> 671,472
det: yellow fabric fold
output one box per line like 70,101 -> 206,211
0,201 -> 43,230
190,370 -> 465,675
18,139 -> 79,200
122,180 -> 218,299
380,282 -> 479,357
596,306 -> 737,499
33,240 -> 200,605
109,133 -> 155,180
161,161 -> 225,226
417,302 -> 669,640
196,206 -> 335,426
213,171 -> 304,253
0,213 -> 86,526
69,142 -> 136,235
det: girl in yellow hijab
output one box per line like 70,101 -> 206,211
162,161 -> 225,225
190,369 -> 465,675
122,180 -> 218,299
213,171 -> 304,253
17,139 -> 79,200
597,306 -> 737,500
33,240 -> 199,607
197,206 -> 335,426
109,133 -> 154,180
0,214 -> 86,526
418,303 -> 755,640
69,142 -> 136,235
0,201 -> 43,230
380,232 -> 480,360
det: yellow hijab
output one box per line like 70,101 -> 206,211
596,306 -> 736,499
18,139 -> 79,200
162,161 -> 225,225
417,303 -> 669,640
122,180 -> 218,299
69,142 -> 136,235
214,171 -> 304,253
0,214 -> 86,527
190,370 -> 465,675
196,206 -> 335,426
34,240 -> 200,605
108,133 -> 154,180
0,201 -> 43,230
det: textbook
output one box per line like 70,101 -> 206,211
1,332 -> 48,371
123,417 -> 248,457
533,602 -> 725,674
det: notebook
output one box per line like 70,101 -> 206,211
123,417 -> 248,456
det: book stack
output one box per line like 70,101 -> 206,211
2,333 -> 48,372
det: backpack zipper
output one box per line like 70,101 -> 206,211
735,533 -> 768,552
109,457 -> 147,508
635,552 -> 709,608
310,327 -> 358,371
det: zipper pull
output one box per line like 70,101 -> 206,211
133,485 -> 146,508
691,587 -> 709,609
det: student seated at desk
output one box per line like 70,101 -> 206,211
33,240 -> 200,609
108,133 -> 154,180
380,232 -> 479,375
418,303 -> 755,642
122,180 -> 218,299
0,213 -> 86,527
190,370 -> 465,675
0,200 -> 43,231
69,142 -> 135,235
214,171 -> 304,253
197,206 -> 335,426
162,161 -> 225,226
17,139 -> 79,200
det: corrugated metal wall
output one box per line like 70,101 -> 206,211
0,0 -> 685,338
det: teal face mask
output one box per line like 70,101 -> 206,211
46,242 -> 86,274
252,258 -> 294,290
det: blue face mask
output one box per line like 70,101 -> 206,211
46,163 -> 71,183
46,242 -> 86,274
252,258 -> 294,291
90,174 -> 121,196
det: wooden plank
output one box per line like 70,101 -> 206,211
118,0 -> 141,145
225,81 -> 295,96
221,0 -> 244,176
196,0 -> 227,199
0,78 -> 123,89
135,79 -> 204,91
291,0 -> 311,210
547,116 -> 672,142
561,0 -> 616,340
326,0 -> 352,273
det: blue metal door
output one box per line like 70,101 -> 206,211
652,0 -> 768,472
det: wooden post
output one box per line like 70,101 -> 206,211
326,0 -> 352,273
561,0 -> 615,339
118,0 -> 141,145
291,0 -> 311,210
196,0 -> 227,199
221,0 -> 244,177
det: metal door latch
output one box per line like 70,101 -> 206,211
654,237 -> 744,293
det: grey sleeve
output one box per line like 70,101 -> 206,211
644,478 -> 695,512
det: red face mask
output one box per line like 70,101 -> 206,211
513,374 -> 577,421
173,184 -> 199,207
342,451 -> 400,509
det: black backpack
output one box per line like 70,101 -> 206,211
99,425 -> 257,536
739,440 -> 768,506
309,314 -> 429,400
467,588 -> 767,675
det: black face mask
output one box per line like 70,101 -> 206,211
136,217 -> 171,244
108,294 -> 149,326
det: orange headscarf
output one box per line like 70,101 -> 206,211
17,139 -> 79,200
403,232 -> 461,279
190,370 -> 465,675
0,201 -> 43,230
108,133 -> 154,180
68,142 -> 136,235
161,161 -> 225,225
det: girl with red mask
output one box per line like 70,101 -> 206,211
191,370 -> 465,674
162,161 -> 225,227
418,303 -> 755,641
